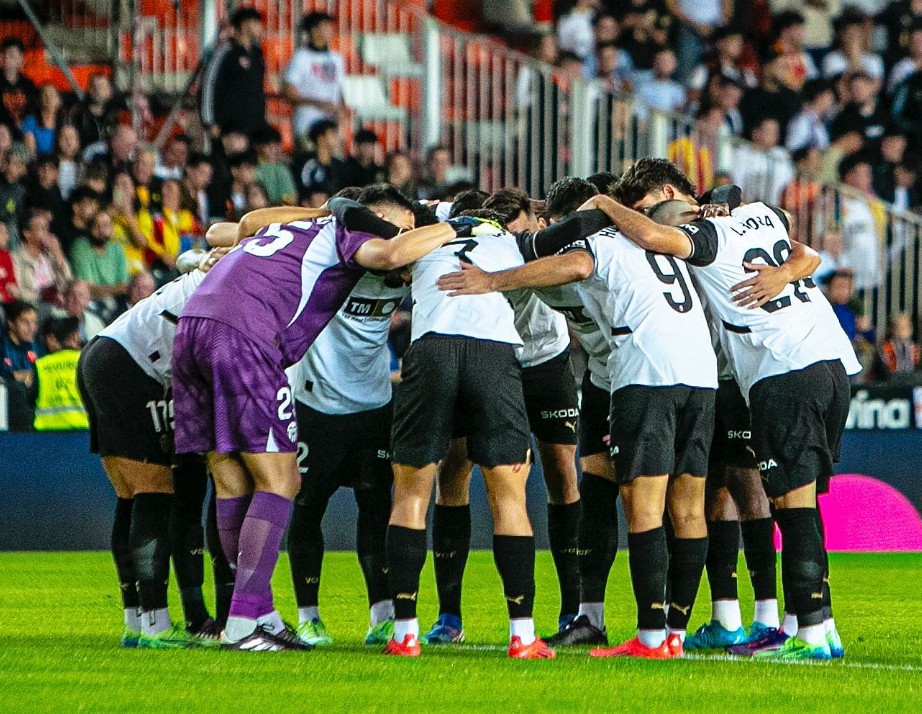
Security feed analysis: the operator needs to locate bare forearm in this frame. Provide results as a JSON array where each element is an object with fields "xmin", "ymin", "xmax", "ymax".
[
  {"xmin": 581, "ymin": 195, "xmax": 690, "ymax": 256},
  {"xmin": 491, "ymin": 254, "xmax": 592, "ymax": 291},
  {"xmin": 784, "ymin": 240, "xmax": 821, "ymax": 281},
  {"xmin": 238, "ymin": 208, "xmax": 330, "ymax": 241},
  {"xmin": 381, "ymin": 223, "xmax": 455, "ymax": 268}
]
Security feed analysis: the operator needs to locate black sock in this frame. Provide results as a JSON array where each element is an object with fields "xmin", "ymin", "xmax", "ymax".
[
  {"xmin": 578, "ymin": 474, "xmax": 619, "ymax": 603},
  {"xmin": 741, "ymin": 517, "xmax": 778, "ymax": 603},
  {"xmin": 432, "ymin": 504, "xmax": 470, "ymax": 618},
  {"xmin": 287, "ymin": 497, "xmax": 328, "ymax": 608},
  {"xmin": 705, "ymin": 520, "xmax": 740, "ymax": 601},
  {"xmin": 387, "ymin": 525, "xmax": 427, "ymax": 621},
  {"xmin": 112, "ymin": 498, "xmax": 139, "ymax": 609},
  {"xmin": 206, "ymin": 485, "xmax": 233, "ymax": 627},
  {"xmin": 627, "ymin": 527, "xmax": 668, "ymax": 631},
  {"xmin": 493, "ymin": 535, "xmax": 536, "ymax": 620},
  {"xmin": 355, "ymin": 487, "xmax": 392, "ymax": 606},
  {"xmin": 773, "ymin": 508, "xmax": 825, "ymax": 627},
  {"xmin": 667, "ymin": 537, "xmax": 708, "ymax": 631},
  {"xmin": 815, "ymin": 509, "xmax": 832, "ymax": 620},
  {"xmin": 170, "ymin": 455, "xmax": 210, "ymax": 630},
  {"xmin": 130, "ymin": 492, "xmax": 174, "ymax": 612},
  {"xmin": 547, "ymin": 501, "xmax": 581, "ymax": 619}
]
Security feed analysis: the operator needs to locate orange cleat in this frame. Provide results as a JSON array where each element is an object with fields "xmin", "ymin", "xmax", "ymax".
[
  {"xmin": 590, "ymin": 636, "xmax": 673, "ymax": 659},
  {"xmin": 666, "ymin": 633, "xmax": 685, "ymax": 658},
  {"xmin": 382, "ymin": 634, "xmax": 421, "ymax": 657},
  {"xmin": 508, "ymin": 636, "xmax": 556, "ymax": 659}
]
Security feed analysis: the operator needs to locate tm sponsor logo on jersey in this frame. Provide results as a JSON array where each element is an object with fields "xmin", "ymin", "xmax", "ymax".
[
  {"xmin": 540, "ymin": 408, "xmax": 579, "ymax": 420},
  {"xmin": 342, "ymin": 297, "xmax": 402, "ymax": 321}
]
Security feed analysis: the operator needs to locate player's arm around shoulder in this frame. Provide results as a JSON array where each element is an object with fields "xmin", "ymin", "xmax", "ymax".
[
  {"xmin": 436, "ymin": 250, "xmax": 595, "ymax": 297},
  {"xmin": 353, "ymin": 222, "xmax": 455, "ymax": 271},
  {"xmin": 580, "ymin": 194, "xmax": 696, "ymax": 259},
  {"xmin": 237, "ymin": 207, "xmax": 331, "ymax": 242}
]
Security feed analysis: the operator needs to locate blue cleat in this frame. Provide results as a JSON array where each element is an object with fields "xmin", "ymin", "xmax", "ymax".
[
  {"xmin": 684, "ymin": 620, "xmax": 747, "ymax": 651},
  {"xmin": 727, "ymin": 627, "xmax": 789, "ymax": 656},
  {"xmin": 746, "ymin": 621, "xmax": 776, "ymax": 643},
  {"xmin": 826, "ymin": 627, "xmax": 845, "ymax": 659},
  {"xmin": 422, "ymin": 614, "xmax": 465, "ymax": 645},
  {"xmin": 558, "ymin": 614, "xmax": 577, "ymax": 631}
]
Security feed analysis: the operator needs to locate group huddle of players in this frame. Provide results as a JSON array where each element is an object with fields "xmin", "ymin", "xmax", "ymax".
[{"xmin": 75, "ymin": 157, "xmax": 859, "ymax": 660}]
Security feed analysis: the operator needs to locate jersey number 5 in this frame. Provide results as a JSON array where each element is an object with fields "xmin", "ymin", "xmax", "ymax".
[
  {"xmin": 243, "ymin": 227, "xmax": 294, "ymax": 257},
  {"xmin": 645, "ymin": 252, "xmax": 694, "ymax": 313}
]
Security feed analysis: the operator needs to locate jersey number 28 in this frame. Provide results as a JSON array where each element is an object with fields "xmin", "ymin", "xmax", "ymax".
[{"xmin": 742, "ymin": 240, "xmax": 815, "ymax": 313}]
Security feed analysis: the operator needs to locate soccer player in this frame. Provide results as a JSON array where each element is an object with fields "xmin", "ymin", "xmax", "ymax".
[
  {"xmin": 382, "ymin": 209, "xmax": 554, "ymax": 659},
  {"xmin": 171, "ymin": 192, "xmax": 457, "ymax": 651},
  {"xmin": 603, "ymin": 158, "xmax": 860, "ymax": 659}
]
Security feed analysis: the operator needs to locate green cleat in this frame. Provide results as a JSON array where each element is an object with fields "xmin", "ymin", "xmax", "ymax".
[
  {"xmin": 137, "ymin": 622, "xmax": 195, "ymax": 649},
  {"xmin": 365, "ymin": 620, "xmax": 395, "ymax": 646},
  {"xmin": 295, "ymin": 618, "xmax": 333, "ymax": 646},
  {"xmin": 121, "ymin": 627, "xmax": 141, "ymax": 648},
  {"xmin": 754, "ymin": 636, "xmax": 831, "ymax": 661}
]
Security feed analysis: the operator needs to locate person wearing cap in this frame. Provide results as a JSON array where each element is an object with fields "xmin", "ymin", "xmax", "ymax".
[
  {"xmin": 253, "ymin": 125, "xmax": 298, "ymax": 205},
  {"xmin": 200, "ymin": 7, "xmax": 266, "ymax": 138},
  {"xmin": 0, "ymin": 36, "xmax": 38, "ymax": 130},
  {"xmin": 283, "ymin": 11, "xmax": 345, "ymax": 144},
  {"xmin": 785, "ymin": 78, "xmax": 835, "ymax": 151},
  {"xmin": 344, "ymin": 129, "xmax": 385, "ymax": 188}
]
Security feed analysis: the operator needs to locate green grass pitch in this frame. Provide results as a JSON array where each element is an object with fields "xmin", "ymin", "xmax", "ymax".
[{"xmin": 0, "ymin": 552, "xmax": 920, "ymax": 713}]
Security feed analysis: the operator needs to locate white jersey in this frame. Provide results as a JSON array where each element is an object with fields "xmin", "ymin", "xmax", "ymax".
[
  {"xmin": 100, "ymin": 270, "xmax": 206, "ymax": 388},
  {"xmin": 289, "ymin": 273, "xmax": 407, "ymax": 415},
  {"xmin": 678, "ymin": 201, "xmax": 861, "ymax": 401},
  {"xmin": 508, "ymin": 291, "xmax": 571, "ymax": 368},
  {"xmin": 575, "ymin": 229, "xmax": 717, "ymax": 392},
  {"xmin": 284, "ymin": 47, "xmax": 345, "ymax": 136},
  {"xmin": 410, "ymin": 229, "xmax": 523, "ymax": 345}
]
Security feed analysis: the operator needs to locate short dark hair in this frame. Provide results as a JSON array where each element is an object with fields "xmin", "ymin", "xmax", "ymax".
[
  {"xmin": 613, "ymin": 158, "xmax": 696, "ymax": 206},
  {"xmin": 186, "ymin": 152, "xmax": 210, "ymax": 169},
  {"xmin": 309, "ymin": 119, "xmax": 339, "ymax": 144},
  {"xmin": 1, "ymin": 37, "xmax": 25, "ymax": 53},
  {"xmin": 483, "ymin": 188, "xmax": 532, "ymax": 226},
  {"xmin": 228, "ymin": 150, "xmax": 258, "ymax": 168},
  {"xmin": 354, "ymin": 128, "xmax": 379, "ymax": 145},
  {"xmin": 4, "ymin": 299, "xmax": 37, "ymax": 324},
  {"xmin": 595, "ymin": 40, "xmax": 619, "ymax": 55},
  {"xmin": 448, "ymin": 189, "xmax": 489, "ymax": 219},
  {"xmin": 426, "ymin": 144, "xmax": 450, "ymax": 162},
  {"xmin": 41, "ymin": 316, "xmax": 80, "ymax": 346},
  {"xmin": 460, "ymin": 208, "xmax": 506, "ymax": 225},
  {"xmin": 357, "ymin": 183, "xmax": 415, "ymax": 212},
  {"xmin": 35, "ymin": 154, "xmax": 59, "ymax": 168},
  {"xmin": 252, "ymin": 125, "xmax": 282, "ymax": 146},
  {"xmin": 544, "ymin": 176, "xmax": 598, "ymax": 219},
  {"xmin": 69, "ymin": 186, "xmax": 103, "ymax": 205},
  {"xmin": 586, "ymin": 171, "xmax": 619, "ymax": 195},
  {"xmin": 592, "ymin": 13, "xmax": 617, "ymax": 28},
  {"xmin": 230, "ymin": 7, "xmax": 263, "ymax": 29},
  {"xmin": 301, "ymin": 11, "xmax": 334, "ymax": 33},
  {"xmin": 557, "ymin": 51, "xmax": 582, "ymax": 66},
  {"xmin": 19, "ymin": 207, "xmax": 48, "ymax": 236},
  {"xmin": 333, "ymin": 186, "xmax": 363, "ymax": 200}
]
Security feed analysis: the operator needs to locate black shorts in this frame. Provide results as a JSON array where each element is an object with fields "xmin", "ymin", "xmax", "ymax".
[
  {"xmin": 76, "ymin": 336, "xmax": 173, "ymax": 466},
  {"xmin": 749, "ymin": 360, "xmax": 850, "ymax": 499},
  {"xmin": 294, "ymin": 401, "xmax": 393, "ymax": 500},
  {"xmin": 579, "ymin": 369, "xmax": 610, "ymax": 457},
  {"xmin": 708, "ymin": 378, "xmax": 757, "ymax": 484},
  {"xmin": 391, "ymin": 334, "xmax": 530, "ymax": 468},
  {"xmin": 609, "ymin": 384, "xmax": 716, "ymax": 484},
  {"xmin": 522, "ymin": 349, "xmax": 579, "ymax": 445}
]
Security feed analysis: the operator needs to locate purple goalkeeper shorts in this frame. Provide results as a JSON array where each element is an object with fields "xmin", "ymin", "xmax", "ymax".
[{"xmin": 172, "ymin": 316, "xmax": 297, "ymax": 455}]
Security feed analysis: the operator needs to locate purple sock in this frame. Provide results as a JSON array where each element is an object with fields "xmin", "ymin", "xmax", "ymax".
[
  {"xmin": 216, "ymin": 495, "xmax": 251, "ymax": 572},
  {"xmin": 229, "ymin": 492, "xmax": 292, "ymax": 620}
]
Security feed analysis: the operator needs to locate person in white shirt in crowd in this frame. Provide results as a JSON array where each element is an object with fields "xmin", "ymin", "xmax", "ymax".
[
  {"xmin": 712, "ymin": 75, "xmax": 745, "ymax": 136},
  {"xmin": 785, "ymin": 79, "xmax": 835, "ymax": 152},
  {"xmin": 822, "ymin": 10, "xmax": 885, "ymax": 85},
  {"xmin": 667, "ymin": 0, "xmax": 734, "ymax": 84},
  {"xmin": 284, "ymin": 11, "xmax": 345, "ymax": 144},
  {"xmin": 155, "ymin": 134, "xmax": 191, "ymax": 181},
  {"xmin": 771, "ymin": 0, "xmax": 842, "ymax": 62},
  {"xmin": 733, "ymin": 118, "xmax": 795, "ymax": 205},
  {"xmin": 814, "ymin": 230, "xmax": 853, "ymax": 284},
  {"xmin": 838, "ymin": 153, "xmax": 881, "ymax": 291},
  {"xmin": 557, "ymin": 0, "xmax": 599, "ymax": 61},
  {"xmin": 887, "ymin": 19, "xmax": 922, "ymax": 94},
  {"xmin": 635, "ymin": 49, "xmax": 686, "ymax": 117}
]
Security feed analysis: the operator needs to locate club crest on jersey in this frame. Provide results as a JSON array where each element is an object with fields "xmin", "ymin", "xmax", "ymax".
[{"xmin": 287, "ymin": 421, "xmax": 298, "ymax": 443}]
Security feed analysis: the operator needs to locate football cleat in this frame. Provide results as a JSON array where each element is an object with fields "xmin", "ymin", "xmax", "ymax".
[
  {"xmin": 422, "ymin": 614, "xmax": 465, "ymax": 645},
  {"xmin": 221, "ymin": 624, "xmax": 313, "ymax": 652},
  {"xmin": 295, "ymin": 618, "xmax": 333, "ymax": 646},
  {"xmin": 590, "ymin": 636, "xmax": 673, "ymax": 659},
  {"xmin": 666, "ymin": 633, "xmax": 685, "ymax": 658},
  {"xmin": 137, "ymin": 622, "xmax": 195, "ymax": 649},
  {"xmin": 754, "ymin": 636, "xmax": 832, "ymax": 661},
  {"xmin": 683, "ymin": 620, "xmax": 747, "ymax": 651},
  {"xmin": 746, "ymin": 621, "xmax": 776, "ymax": 643},
  {"xmin": 121, "ymin": 627, "xmax": 141, "ymax": 649},
  {"xmin": 826, "ymin": 628, "xmax": 845, "ymax": 659},
  {"xmin": 726, "ymin": 627, "xmax": 789, "ymax": 656},
  {"xmin": 382, "ymin": 634, "xmax": 421, "ymax": 657},
  {"xmin": 365, "ymin": 620, "xmax": 395, "ymax": 646},
  {"xmin": 508, "ymin": 637, "xmax": 556, "ymax": 660},
  {"xmin": 188, "ymin": 617, "xmax": 222, "ymax": 648},
  {"xmin": 546, "ymin": 615, "xmax": 608, "ymax": 647}
]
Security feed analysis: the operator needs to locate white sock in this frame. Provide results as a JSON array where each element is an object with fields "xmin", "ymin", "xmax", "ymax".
[
  {"xmin": 510, "ymin": 618, "xmax": 536, "ymax": 646},
  {"xmin": 753, "ymin": 599, "xmax": 780, "ymax": 628},
  {"xmin": 224, "ymin": 616, "xmax": 257, "ymax": 642},
  {"xmin": 124, "ymin": 607, "xmax": 141, "ymax": 631},
  {"xmin": 798, "ymin": 623, "xmax": 827, "ymax": 647},
  {"xmin": 577, "ymin": 602, "xmax": 605, "ymax": 630},
  {"xmin": 637, "ymin": 629, "xmax": 666, "ymax": 648},
  {"xmin": 823, "ymin": 617, "xmax": 836, "ymax": 634},
  {"xmin": 298, "ymin": 606, "xmax": 320, "ymax": 624},
  {"xmin": 393, "ymin": 618, "xmax": 419, "ymax": 642},
  {"xmin": 782, "ymin": 613, "xmax": 798, "ymax": 636},
  {"xmin": 257, "ymin": 610, "xmax": 285, "ymax": 635},
  {"xmin": 712, "ymin": 600, "xmax": 743, "ymax": 631},
  {"xmin": 141, "ymin": 608, "xmax": 171, "ymax": 636},
  {"xmin": 666, "ymin": 627, "xmax": 686, "ymax": 643},
  {"xmin": 370, "ymin": 600, "xmax": 394, "ymax": 626}
]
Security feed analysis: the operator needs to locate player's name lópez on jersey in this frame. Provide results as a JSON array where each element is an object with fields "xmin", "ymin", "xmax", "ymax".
[
  {"xmin": 575, "ymin": 228, "xmax": 717, "ymax": 392},
  {"xmin": 99, "ymin": 269, "xmax": 206, "ymax": 388},
  {"xmin": 678, "ymin": 201, "xmax": 861, "ymax": 400},
  {"xmin": 410, "ymin": 225, "xmax": 524, "ymax": 345},
  {"xmin": 288, "ymin": 272, "xmax": 407, "ymax": 415}
]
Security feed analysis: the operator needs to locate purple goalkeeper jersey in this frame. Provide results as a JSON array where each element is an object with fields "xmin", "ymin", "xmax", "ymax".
[{"xmin": 181, "ymin": 216, "xmax": 375, "ymax": 367}]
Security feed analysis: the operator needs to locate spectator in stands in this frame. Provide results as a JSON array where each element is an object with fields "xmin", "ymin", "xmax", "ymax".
[
  {"xmin": 417, "ymin": 144, "xmax": 453, "ymax": 200},
  {"xmin": 26, "ymin": 154, "xmax": 67, "ymax": 241},
  {"xmin": 245, "ymin": 182, "xmax": 271, "ymax": 211},
  {"xmin": 839, "ymin": 153, "xmax": 882, "ymax": 290},
  {"xmin": 21, "ymin": 84, "xmax": 63, "ymax": 157},
  {"xmin": 878, "ymin": 0, "xmax": 922, "ymax": 67},
  {"xmin": 890, "ymin": 66, "xmax": 922, "ymax": 144},
  {"xmin": 667, "ymin": 0, "xmax": 733, "ymax": 84},
  {"xmin": 253, "ymin": 125, "xmax": 298, "ymax": 205},
  {"xmin": 594, "ymin": 41, "xmax": 633, "ymax": 93},
  {"xmin": 780, "ymin": 147, "xmax": 828, "ymax": 242},
  {"xmin": 888, "ymin": 160, "xmax": 920, "ymax": 213},
  {"xmin": 887, "ymin": 19, "xmax": 922, "ymax": 93},
  {"xmin": 206, "ymin": 129, "xmax": 247, "ymax": 217},
  {"xmin": 878, "ymin": 313, "xmax": 920, "ymax": 378},
  {"xmin": 823, "ymin": 10, "xmax": 884, "ymax": 83},
  {"xmin": 557, "ymin": 0, "xmax": 599, "ymax": 61},
  {"xmin": 70, "ymin": 73, "xmax": 122, "ymax": 149},
  {"xmin": 0, "ymin": 37, "xmax": 38, "ymax": 131},
  {"xmin": 181, "ymin": 153, "xmax": 214, "ymax": 226},
  {"xmin": 770, "ymin": 11, "xmax": 819, "ymax": 92},
  {"xmin": 829, "ymin": 70, "xmax": 888, "ymax": 145},
  {"xmin": 144, "ymin": 179, "xmax": 196, "ymax": 276},
  {"xmin": 617, "ymin": 0, "xmax": 672, "ymax": 83},
  {"xmin": 0, "ymin": 121, "xmax": 12, "ymax": 156},
  {"xmin": 739, "ymin": 55, "xmax": 803, "ymax": 140},
  {"xmin": 52, "ymin": 279, "xmax": 103, "ymax": 345},
  {"xmin": 634, "ymin": 48, "xmax": 686, "ymax": 114},
  {"xmin": 84, "ymin": 124, "xmax": 138, "ymax": 182},
  {"xmin": 815, "ymin": 229, "xmax": 852, "ymax": 283},
  {"xmin": 299, "ymin": 120, "xmax": 347, "ymax": 200},
  {"xmin": 344, "ymin": 128, "xmax": 385, "ymax": 188},
  {"xmin": 872, "ymin": 127, "xmax": 908, "ymax": 201},
  {"xmin": 733, "ymin": 117, "xmax": 795, "ymax": 204},
  {"xmin": 284, "ymin": 11, "xmax": 345, "ymax": 144},
  {"xmin": 0, "ymin": 222, "xmax": 17, "ymax": 303},
  {"xmin": 819, "ymin": 129, "xmax": 864, "ymax": 185},
  {"xmin": 55, "ymin": 125, "xmax": 81, "ymax": 200},
  {"xmin": 712, "ymin": 75, "xmax": 745, "ymax": 135},
  {"xmin": 0, "ymin": 298, "xmax": 38, "ymax": 388},
  {"xmin": 11, "ymin": 209, "xmax": 71, "ymax": 307},
  {"xmin": 688, "ymin": 27, "xmax": 756, "ymax": 104},
  {"xmin": 131, "ymin": 147, "xmax": 162, "ymax": 213},
  {"xmin": 154, "ymin": 134, "xmax": 191, "ymax": 180},
  {"xmin": 70, "ymin": 208, "xmax": 129, "ymax": 302},
  {"xmin": 825, "ymin": 269, "xmax": 861, "ymax": 340},
  {"xmin": 201, "ymin": 7, "xmax": 267, "ymax": 138},
  {"xmin": 109, "ymin": 171, "xmax": 148, "ymax": 276},
  {"xmin": 771, "ymin": 0, "xmax": 841, "ymax": 65},
  {"xmin": 0, "ymin": 146, "xmax": 28, "ymax": 249},
  {"xmin": 582, "ymin": 14, "xmax": 632, "ymax": 81},
  {"xmin": 62, "ymin": 186, "xmax": 102, "ymax": 259},
  {"xmin": 227, "ymin": 151, "xmax": 259, "ymax": 218},
  {"xmin": 384, "ymin": 150, "xmax": 418, "ymax": 198},
  {"xmin": 785, "ymin": 78, "xmax": 835, "ymax": 151}
]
